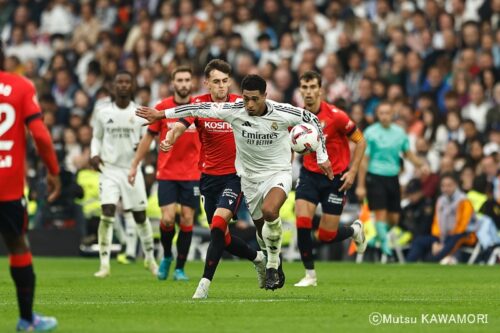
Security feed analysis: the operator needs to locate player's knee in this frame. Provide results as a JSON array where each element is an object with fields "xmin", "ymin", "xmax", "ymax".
[
  {"xmin": 261, "ymin": 207, "xmax": 279, "ymax": 222},
  {"xmin": 160, "ymin": 220, "xmax": 174, "ymax": 231},
  {"xmin": 161, "ymin": 215, "xmax": 175, "ymax": 228},
  {"xmin": 3, "ymin": 234, "xmax": 30, "ymax": 254},
  {"xmin": 179, "ymin": 214, "xmax": 193, "ymax": 232},
  {"xmin": 179, "ymin": 214, "xmax": 194, "ymax": 227},
  {"xmin": 211, "ymin": 215, "xmax": 228, "ymax": 232},
  {"xmin": 102, "ymin": 204, "xmax": 116, "ymax": 217},
  {"xmin": 133, "ymin": 211, "xmax": 146, "ymax": 224}
]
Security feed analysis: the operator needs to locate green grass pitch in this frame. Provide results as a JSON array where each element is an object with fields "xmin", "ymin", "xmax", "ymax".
[{"xmin": 0, "ymin": 258, "xmax": 498, "ymax": 333}]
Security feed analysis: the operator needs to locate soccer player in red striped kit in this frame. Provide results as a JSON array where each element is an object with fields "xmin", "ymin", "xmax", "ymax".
[
  {"xmin": 294, "ymin": 71, "xmax": 367, "ymax": 287},
  {"xmin": 0, "ymin": 44, "xmax": 60, "ymax": 331}
]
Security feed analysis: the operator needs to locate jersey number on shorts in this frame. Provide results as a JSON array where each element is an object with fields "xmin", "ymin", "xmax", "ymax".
[{"xmin": 0, "ymin": 103, "xmax": 16, "ymax": 168}]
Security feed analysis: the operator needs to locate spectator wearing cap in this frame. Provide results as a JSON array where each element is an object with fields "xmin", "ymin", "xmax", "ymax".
[{"xmin": 407, "ymin": 173, "xmax": 477, "ymax": 263}]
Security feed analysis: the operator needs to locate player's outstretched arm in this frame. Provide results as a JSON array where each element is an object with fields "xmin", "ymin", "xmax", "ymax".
[
  {"xmin": 27, "ymin": 118, "xmax": 61, "ymax": 202},
  {"xmin": 135, "ymin": 105, "xmax": 166, "ymax": 125},
  {"xmin": 159, "ymin": 122, "xmax": 188, "ymax": 152},
  {"xmin": 129, "ymin": 132, "xmax": 155, "ymax": 185},
  {"xmin": 136, "ymin": 102, "xmax": 235, "ymax": 122}
]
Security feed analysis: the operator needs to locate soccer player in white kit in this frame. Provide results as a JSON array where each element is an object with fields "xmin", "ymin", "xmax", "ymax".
[
  {"xmin": 137, "ymin": 74, "xmax": 333, "ymax": 290},
  {"xmin": 90, "ymin": 71, "xmax": 157, "ymax": 278}
]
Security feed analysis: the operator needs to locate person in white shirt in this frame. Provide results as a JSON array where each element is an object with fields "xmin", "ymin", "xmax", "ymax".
[
  {"xmin": 461, "ymin": 82, "xmax": 491, "ymax": 133},
  {"xmin": 136, "ymin": 74, "xmax": 333, "ymax": 293},
  {"xmin": 90, "ymin": 71, "xmax": 157, "ymax": 278}
]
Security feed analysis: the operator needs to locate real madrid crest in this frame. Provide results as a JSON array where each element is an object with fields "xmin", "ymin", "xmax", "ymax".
[
  {"xmin": 271, "ymin": 122, "xmax": 278, "ymax": 130},
  {"xmin": 129, "ymin": 116, "xmax": 135, "ymax": 124}
]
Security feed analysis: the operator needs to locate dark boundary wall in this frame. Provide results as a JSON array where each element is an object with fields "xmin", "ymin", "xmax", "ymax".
[{"xmin": 0, "ymin": 230, "xmax": 80, "ymax": 256}]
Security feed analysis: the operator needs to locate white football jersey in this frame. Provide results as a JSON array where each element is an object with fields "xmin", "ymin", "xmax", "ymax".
[
  {"xmin": 164, "ymin": 99, "xmax": 328, "ymax": 181},
  {"xmin": 91, "ymin": 100, "xmax": 147, "ymax": 169}
]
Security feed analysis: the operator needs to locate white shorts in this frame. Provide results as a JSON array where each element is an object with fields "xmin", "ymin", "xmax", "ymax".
[
  {"xmin": 99, "ymin": 165, "xmax": 147, "ymax": 211},
  {"xmin": 241, "ymin": 171, "xmax": 292, "ymax": 220}
]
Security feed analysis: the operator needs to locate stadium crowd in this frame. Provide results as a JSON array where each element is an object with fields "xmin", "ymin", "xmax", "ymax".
[{"xmin": 1, "ymin": 0, "xmax": 499, "ymax": 263}]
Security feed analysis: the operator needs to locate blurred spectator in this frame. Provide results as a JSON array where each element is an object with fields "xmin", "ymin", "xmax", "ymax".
[
  {"xmin": 420, "ymin": 66, "xmax": 451, "ymax": 114},
  {"xmin": 72, "ymin": 2, "xmax": 101, "ymax": 47},
  {"xmin": 40, "ymin": 0, "xmax": 74, "ymax": 36},
  {"xmin": 407, "ymin": 173, "xmax": 477, "ymax": 263},
  {"xmin": 401, "ymin": 179, "xmax": 434, "ymax": 242},
  {"xmin": 461, "ymin": 82, "xmax": 492, "ymax": 132}
]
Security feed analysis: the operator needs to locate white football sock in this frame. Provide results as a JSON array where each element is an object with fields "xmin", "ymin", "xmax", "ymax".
[
  {"xmin": 256, "ymin": 233, "xmax": 267, "ymax": 254},
  {"xmin": 136, "ymin": 217, "xmax": 155, "ymax": 262},
  {"xmin": 262, "ymin": 217, "xmax": 282, "ymax": 269},
  {"xmin": 306, "ymin": 269, "xmax": 316, "ymax": 278},
  {"xmin": 113, "ymin": 214, "xmax": 126, "ymax": 245},
  {"xmin": 123, "ymin": 211, "xmax": 138, "ymax": 258},
  {"xmin": 98, "ymin": 216, "xmax": 114, "ymax": 268}
]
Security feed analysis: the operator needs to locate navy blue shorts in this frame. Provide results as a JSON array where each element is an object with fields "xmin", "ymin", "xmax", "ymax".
[
  {"xmin": 366, "ymin": 173, "xmax": 401, "ymax": 212},
  {"xmin": 199, "ymin": 173, "xmax": 245, "ymax": 224},
  {"xmin": 295, "ymin": 167, "xmax": 346, "ymax": 215},
  {"xmin": 157, "ymin": 180, "xmax": 200, "ymax": 208},
  {"xmin": 0, "ymin": 199, "xmax": 28, "ymax": 236}
]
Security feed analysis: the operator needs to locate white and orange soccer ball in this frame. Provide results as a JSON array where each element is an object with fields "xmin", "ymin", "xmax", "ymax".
[{"xmin": 289, "ymin": 123, "xmax": 320, "ymax": 154}]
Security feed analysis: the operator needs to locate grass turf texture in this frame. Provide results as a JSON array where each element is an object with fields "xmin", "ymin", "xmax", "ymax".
[{"xmin": 0, "ymin": 258, "xmax": 498, "ymax": 333}]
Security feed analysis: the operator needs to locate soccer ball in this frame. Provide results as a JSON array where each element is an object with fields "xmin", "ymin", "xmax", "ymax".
[{"xmin": 289, "ymin": 123, "xmax": 320, "ymax": 154}]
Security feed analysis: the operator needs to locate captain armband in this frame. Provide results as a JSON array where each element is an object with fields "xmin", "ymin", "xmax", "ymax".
[{"xmin": 349, "ymin": 129, "xmax": 364, "ymax": 143}]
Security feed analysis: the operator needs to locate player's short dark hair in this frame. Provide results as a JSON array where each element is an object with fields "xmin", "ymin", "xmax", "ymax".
[
  {"xmin": 204, "ymin": 59, "xmax": 232, "ymax": 78},
  {"xmin": 440, "ymin": 172, "xmax": 458, "ymax": 184},
  {"xmin": 171, "ymin": 66, "xmax": 192, "ymax": 80},
  {"xmin": 299, "ymin": 71, "xmax": 322, "ymax": 87},
  {"xmin": 241, "ymin": 74, "xmax": 266, "ymax": 94},
  {"xmin": 114, "ymin": 70, "xmax": 134, "ymax": 80}
]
